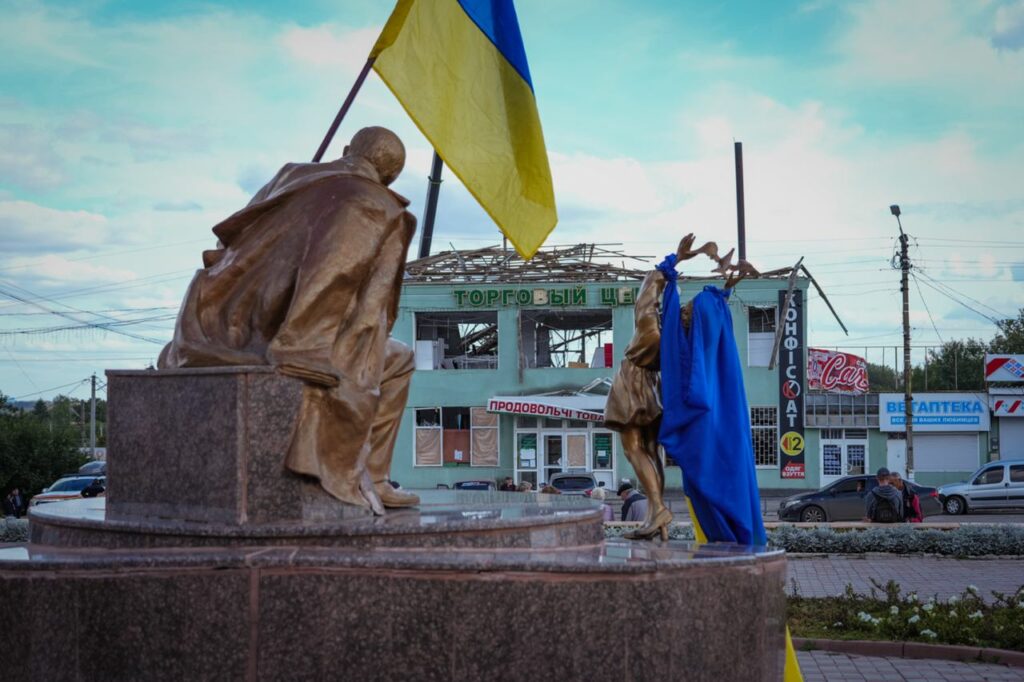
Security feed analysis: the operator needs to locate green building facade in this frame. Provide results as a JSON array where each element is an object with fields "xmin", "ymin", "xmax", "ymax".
[{"xmin": 386, "ymin": 260, "xmax": 993, "ymax": 494}]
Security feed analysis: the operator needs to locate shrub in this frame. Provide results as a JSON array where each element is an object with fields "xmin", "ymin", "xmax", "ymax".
[
  {"xmin": 789, "ymin": 579, "xmax": 1024, "ymax": 652},
  {"xmin": 0, "ymin": 518, "xmax": 29, "ymax": 543},
  {"xmin": 605, "ymin": 523, "xmax": 1024, "ymax": 556},
  {"xmin": 769, "ymin": 523, "xmax": 1024, "ymax": 557}
]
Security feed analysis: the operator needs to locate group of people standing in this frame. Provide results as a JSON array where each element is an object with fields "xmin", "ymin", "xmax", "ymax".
[
  {"xmin": 863, "ymin": 467, "xmax": 923, "ymax": 523},
  {"xmin": 2, "ymin": 488, "xmax": 26, "ymax": 518}
]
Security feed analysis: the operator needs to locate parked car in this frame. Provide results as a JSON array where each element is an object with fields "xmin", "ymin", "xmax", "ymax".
[
  {"xmin": 452, "ymin": 480, "xmax": 496, "ymax": 491},
  {"xmin": 78, "ymin": 460, "xmax": 107, "ymax": 475},
  {"xmin": 778, "ymin": 474, "xmax": 943, "ymax": 522},
  {"xmin": 937, "ymin": 459, "xmax": 1024, "ymax": 515},
  {"xmin": 548, "ymin": 472, "xmax": 597, "ymax": 496},
  {"xmin": 29, "ymin": 475, "xmax": 106, "ymax": 507}
]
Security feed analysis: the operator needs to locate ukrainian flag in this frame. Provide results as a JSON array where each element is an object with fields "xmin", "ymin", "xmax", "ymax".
[{"xmin": 371, "ymin": 0, "xmax": 557, "ymax": 259}]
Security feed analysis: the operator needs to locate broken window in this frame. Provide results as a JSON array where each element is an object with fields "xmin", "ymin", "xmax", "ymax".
[
  {"xmin": 519, "ymin": 309, "xmax": 613, "ymax": 368},
  {"xmin": 747, "ymin": 305, "xmax": 777, "ymax": 367},
  {"xmin": 415, "ymin": 311, "xmax": 498, "ymax": 370}
]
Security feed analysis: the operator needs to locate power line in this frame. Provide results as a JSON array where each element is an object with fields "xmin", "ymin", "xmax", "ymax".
[
  {"xmin": 0, "ymin": 237, "xmax": 211, "ymax": 274},
  {"xmin": 0, "ymin": 306, "xmax": 177, "ymax": 317},
  {"xmin": 912, "ymin": 277, "xmax": 1002, "ymax": 325},
  {"xmin": 910, "ymin": 272, "xmax": 944, "ymax": 346},
  {"xmin": 0, "ymin": 280, "xmax": 169, "ymax": 344},
  {"xmin": 12, "ymin": 378, "xmax": 90, "ymax": 400},
  {"xmin": 0, "ymin": 269, "xmax": 194, "ymax": 310},
  {"xmin": 915, "ymin": 270, "xmax": 1013, "ymax": 320}
]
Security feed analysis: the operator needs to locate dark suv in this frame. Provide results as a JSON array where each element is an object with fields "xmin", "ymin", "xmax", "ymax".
[
  {"xmin": 778, "ymin": 475, "xmax": 943, "ymax": 522},
  {"xmin": 548, "ymin": 472, "xmax": 597, "ymax": 496}
]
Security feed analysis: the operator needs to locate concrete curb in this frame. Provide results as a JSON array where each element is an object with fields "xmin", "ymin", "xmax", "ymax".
[{"xmin": 793, "ymin": 637, "xmax": 1024, "ymax": 668}]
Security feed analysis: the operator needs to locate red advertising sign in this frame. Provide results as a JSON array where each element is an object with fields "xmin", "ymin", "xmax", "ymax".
[{"xmin": 807, "ymin": 348, "xmax": 869, "ymax": 394}]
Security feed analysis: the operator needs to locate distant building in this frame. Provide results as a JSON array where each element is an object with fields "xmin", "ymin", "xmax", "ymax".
[{"xmin": 385, "ymin": 244, "xmax": 826, "ymax": 491}]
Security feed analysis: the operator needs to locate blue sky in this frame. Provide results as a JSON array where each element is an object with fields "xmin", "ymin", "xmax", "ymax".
[{"xmin": 2, "ymin": 0, "xmax": 1023, "ymax": 400}]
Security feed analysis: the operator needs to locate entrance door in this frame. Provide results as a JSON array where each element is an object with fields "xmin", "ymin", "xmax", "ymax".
[
  {"xmin": 542, "ymin": 433, "xmax": 564, "ymax": 485},
  {"xmin": 820, "ymin": 431, "xmax": 869, "ymax": 486},
  {"xmin": 887, "ymin": 440, "xmax": 907, "ymax": 478}
]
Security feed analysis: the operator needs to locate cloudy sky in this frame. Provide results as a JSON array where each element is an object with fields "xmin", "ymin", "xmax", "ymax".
[{"xmin": 2, "ymin": 0, "xmax": 1023, "ymax": 401}]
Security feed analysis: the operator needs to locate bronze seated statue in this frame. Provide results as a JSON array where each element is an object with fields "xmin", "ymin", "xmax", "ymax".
[{"xmin": 159, "ymin": 126, "xmax": 419, "ymax": 515}]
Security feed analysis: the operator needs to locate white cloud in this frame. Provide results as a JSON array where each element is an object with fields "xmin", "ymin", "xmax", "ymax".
[
  {"xmin": 2, "ymin": 254, "xmax": 136, "ymax": 288},
  {"xmin": 0, "ymin": 201, "xmax": 113, "ymax": 253},
  {"xmin": 833, "ymin": 0, "xmax": 1024, "ymax": 104},
  {"xmin": 994, "ymin": 0, "xmax": 1024, "ymax": 49},
  {"xmin": 278, "ymin": 24, "xmax": 381, "ymax": 70}
]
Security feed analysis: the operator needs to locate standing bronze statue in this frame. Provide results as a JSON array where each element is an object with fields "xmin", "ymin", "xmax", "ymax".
[
  {"xmin": 159, "ymin": 126, "xmax": 419, "ymax": 515},
  {"xmin": 604, "ymin": 234, "xmax": 757, "ymax": 540}
]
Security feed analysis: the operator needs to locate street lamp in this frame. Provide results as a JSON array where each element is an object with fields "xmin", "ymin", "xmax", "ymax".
[{"xmin": 891, "ymin": 204, "xmax": 913, "ymax": 479}]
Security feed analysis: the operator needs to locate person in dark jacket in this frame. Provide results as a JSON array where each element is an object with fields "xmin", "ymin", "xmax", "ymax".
[
  {"xmin": 863, "ymin": 468, "xmax": 903, "ymax": 523},
  {"xmin": 3, "ymin": 488, "xmax": 26, "ymax": 518},
  {"xmin": 618, "ymin": 483, "xmax": 649, "ymax": 522}
]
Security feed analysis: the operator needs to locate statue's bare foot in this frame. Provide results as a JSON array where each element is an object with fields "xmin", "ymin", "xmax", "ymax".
[{"xmin": 374, "ymin": 480, "xmax": 420, "ymax": 508}]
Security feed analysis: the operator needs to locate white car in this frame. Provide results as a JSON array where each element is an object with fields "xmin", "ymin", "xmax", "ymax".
[{"xmin": 938, "ymin": 459, "xmax": 1024, "ymax": 515}]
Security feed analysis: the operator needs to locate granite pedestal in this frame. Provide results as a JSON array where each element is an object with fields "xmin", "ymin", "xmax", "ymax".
[{"xmin": 1, "ymin": 368, "xmax": 788, "ymax": 681}]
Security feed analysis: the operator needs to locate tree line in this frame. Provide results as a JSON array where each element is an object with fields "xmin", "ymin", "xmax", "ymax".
[
  {"xmin": 868, "ymin": 308, "xmax": 1024, "ymax": 392},
  {"xmin": 0, "ymin": 393, "xmax": 100, "ymax": 497}
]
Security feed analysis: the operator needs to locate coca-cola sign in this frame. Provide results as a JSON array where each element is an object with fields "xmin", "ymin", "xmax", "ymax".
[{"xmin": 807, "ymin": 348, "xmax": 869, "ymax": 394}]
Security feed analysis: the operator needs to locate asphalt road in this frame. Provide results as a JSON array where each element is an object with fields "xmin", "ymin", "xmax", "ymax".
[
  {"xmin": 758, "ymin": 497, "xmax": 1024, "ymax": 523},
  {"xmin": 923, "ymin": 511, "xmax": 1024, "ymax": 524}
]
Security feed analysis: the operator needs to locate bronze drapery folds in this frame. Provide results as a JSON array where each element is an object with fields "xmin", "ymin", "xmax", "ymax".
[
  {"xmin": 605, "ymin": 234, "xmax": 758, "ymax": 540},
  {"xmin": 159, "ymin": 127, "xmax": 420, "ymax": 514}
]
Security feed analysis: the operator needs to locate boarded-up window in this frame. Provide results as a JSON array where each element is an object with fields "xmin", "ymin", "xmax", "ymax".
[
  {"xmin": 415, "ymin": 406, "xmax": 500, "ymax": 467},
  {"xmin": 566, "ymin": 434, "xmax": 587, "ymax": 468},
  {"xmin": 414, "ymin": 411, "xmax": 442, "ymax": 467},
  {"xmin": 471, "ymin": 407, "xmax": 499, "ymax": 467}
]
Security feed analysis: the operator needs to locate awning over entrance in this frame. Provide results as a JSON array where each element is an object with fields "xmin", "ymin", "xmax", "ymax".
[{"xmin": 487, "ymin": 394, "xmax": 606, "ymax": 423}]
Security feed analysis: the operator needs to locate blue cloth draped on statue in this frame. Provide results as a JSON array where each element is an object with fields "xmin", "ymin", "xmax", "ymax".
[{"xmin": 656, "ymin": 254, "xmax": 767, "ymax": 546}]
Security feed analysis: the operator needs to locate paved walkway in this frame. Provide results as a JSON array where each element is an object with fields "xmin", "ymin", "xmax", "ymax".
[
  {"xmin": 797, "ymin": 650, "xmax": 1024, "ymax": 681},
  {"xmin": 787, "ymin": 555, "xmax": 1024, "ymax": 601}
]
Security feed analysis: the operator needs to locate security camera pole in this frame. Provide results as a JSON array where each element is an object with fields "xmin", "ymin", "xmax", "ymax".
[{"xmin": 891, "ymin": 205, "xmax": 914, "ymax": 480}]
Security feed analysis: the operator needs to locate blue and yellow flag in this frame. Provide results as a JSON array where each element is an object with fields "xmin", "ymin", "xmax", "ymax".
[{"xmin": 371, "ymin": 0, "xmax": 557, "ymax": 259}]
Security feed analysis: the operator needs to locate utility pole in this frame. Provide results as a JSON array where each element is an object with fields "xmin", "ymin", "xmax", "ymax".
[
  {"xmin": 891, "ymin": 205, "xmax": 914, "ymax": 480},
  {"xmin": 90, "ymin": 373, "xmax": 97, "ymax": 460},
  {"xmin": 418, "ymin": 151, "xmax": 444, "ymax": 259}
]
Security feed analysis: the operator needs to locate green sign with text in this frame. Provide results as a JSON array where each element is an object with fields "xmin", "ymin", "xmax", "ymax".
[{"xmin": 453, "ymin": 287, "xmax": 638, "ymax": 307}]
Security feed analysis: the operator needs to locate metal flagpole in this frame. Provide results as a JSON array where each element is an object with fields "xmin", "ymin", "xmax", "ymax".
[{"xmin": 312, "ymin": 57, "xmax": 376, "ymax": 162}]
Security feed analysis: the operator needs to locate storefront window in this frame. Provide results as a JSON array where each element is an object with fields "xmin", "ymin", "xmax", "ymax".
[
  {"xmin": 415, "ymin": 311, "xmax": 498, "ymax": 370},
  {"xmin": 806, "ymin": 392, "xmax": 879, "ymax": 428},
  {"xmin": 748, "ymin": 306, "xmax": 777, "ymax": 367},
  {"xmin": 519, "ymin": 309, "xmax": 613, "ymax": 368},
  {"xmin": 516, "ymin": 416, "xmax": 538, "ymax": 428},
  {"xmin": 414, "ymin": 408, "xmax": 441, "ymax": 466},
  {"xmin": 592, "ymin": 432, "xmax": 613, "ymax": 470},
  {"xmin": 414, "ymin": 406, "xmax": 499, "ymax": 467},
  {"xmin": 469, "ymin": 408, "xmax": 499, "ymax": 467},
  {"xmin": 517, "ymin": 433, "xmax": 537, "ymax": 470},
  {"xmin": 513, "ymin": 421, "xmax": 616, "ymax": 488}
]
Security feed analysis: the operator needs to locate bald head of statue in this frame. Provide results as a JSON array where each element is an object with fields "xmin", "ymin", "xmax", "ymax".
[{"xmin": 343, "ymin": 126, "xmax": 406, "ymax": 186}]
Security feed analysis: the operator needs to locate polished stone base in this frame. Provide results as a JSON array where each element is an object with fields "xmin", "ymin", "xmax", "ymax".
[
  {"xmin": 30, "ymin": 491, "xmax": 605, "ymax": 549},
  {"xmin": 0, "ymin": 537, "xmax": 786, "ymax": 681},
  {"xmin": 13, "ymin": 365, "xmax": 789, "ymax": 680},
  {"xmin": 105, "ymin": 367, "xmax": 373, "ymax": 525}
]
